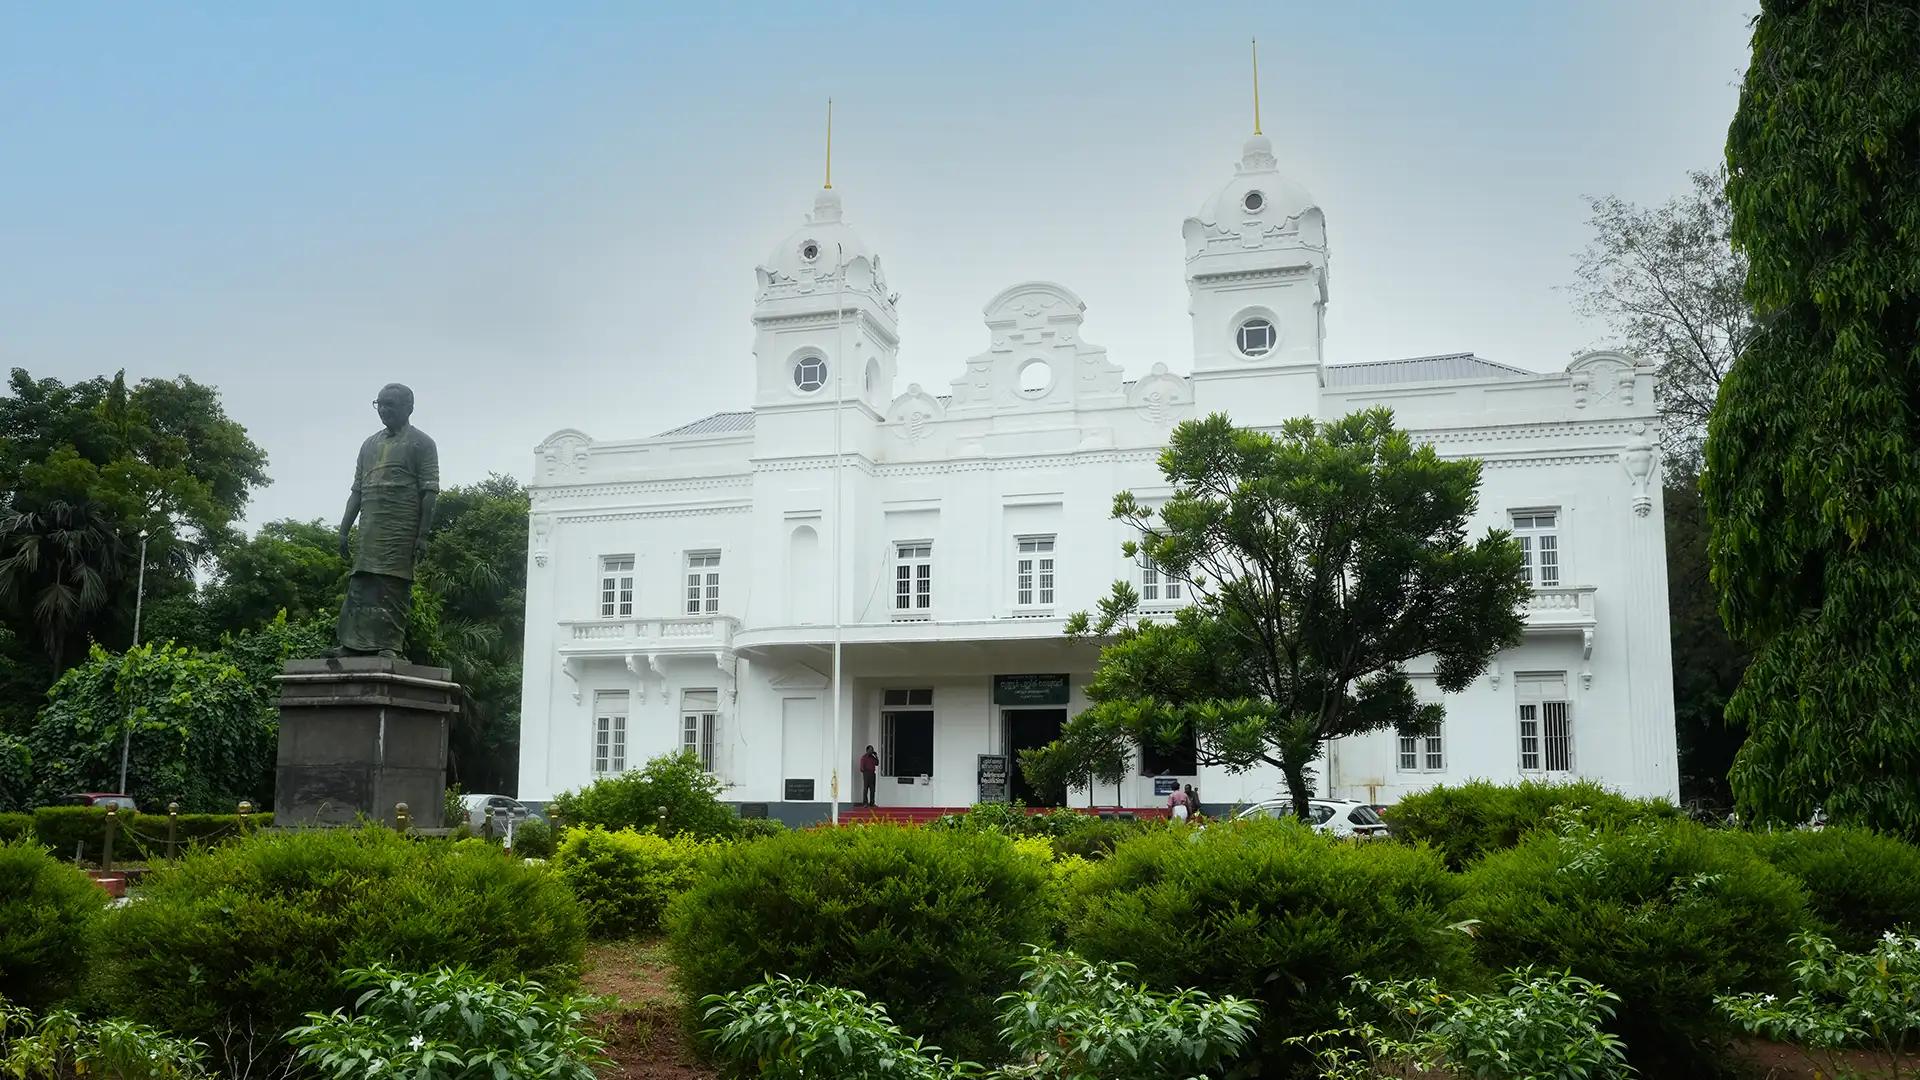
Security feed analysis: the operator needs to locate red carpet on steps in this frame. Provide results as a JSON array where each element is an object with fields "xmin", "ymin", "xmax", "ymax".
[{"xmin": 834, "ymin": 805, "xmax": 1170, "ymax": 825}]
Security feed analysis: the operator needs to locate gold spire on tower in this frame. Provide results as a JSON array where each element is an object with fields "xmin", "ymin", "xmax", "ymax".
[
  {"xmin": 1251, "ymin": 37, "xmax": 1262, "ymax": 135},
  {"xmin": 824, "ymin": 98, "xmax": 833, "ymax": 189}
]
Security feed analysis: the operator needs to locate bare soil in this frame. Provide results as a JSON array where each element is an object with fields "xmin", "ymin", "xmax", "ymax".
[
  {"xmin": 583, "ymin": 938, "xmax": 718, "ymax": 1080},
  {"xmin": 1732, "ymin": 1038, "xmax": 1920, "ymax": 1079}
]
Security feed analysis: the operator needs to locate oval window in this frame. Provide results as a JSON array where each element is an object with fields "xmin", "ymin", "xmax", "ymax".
[
  {"xmin": 1242, "ymin": 190, "xmax": 1265, "ymax": 213},
  {"xmin": 1237, "ymin": 318, "xmax": 1277, "ymax": 358},
  {"xmin": 793, "ymin": 356, "xmax": 828, "ymax": 392}
]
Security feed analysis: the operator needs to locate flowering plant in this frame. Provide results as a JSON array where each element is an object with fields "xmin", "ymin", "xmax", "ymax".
[
  {"xmin": 1718, "ymin": 931, "xmax": 1920, "ymax": 1080},
  {"xmin": 285, "ymin": 965, "xmax": 606, "ymax": 1080},
  {"xmin": 1290, "ymin": 968, "xmax": 1632, "ymax": 1079}
]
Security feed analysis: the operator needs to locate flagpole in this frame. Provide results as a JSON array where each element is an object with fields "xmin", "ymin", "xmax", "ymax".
[{"xmin": 830, "ymin": 240, "xmax": 845, "ymax": 826}]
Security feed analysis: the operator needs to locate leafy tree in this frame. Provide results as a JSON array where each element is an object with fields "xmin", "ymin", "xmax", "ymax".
[
  {"xmin": 548, "ymin": 751, "xmax": 738, "ymax": 839},
  {"xmin": 197, "ymin": 519, "xmax": 347, "ymax": 636},
  {"xmin": 0, "ymin": 369, "xmax": 267, "ymax": 671},
  {"xmin": 1029, "ymin": 410, "xmax": 1530, "ymax": 819},
  {"xmin": 1707, "ymin": 0, "xmax": 1920, "ymax": 837},
  {"xmin": 1663, "ymin": 463, "xmax": 1749, "ymax": 807},
  {"xmin": 1570, "ymin": 170, "xmax": 1755, "ymax": 470},
  {"xmin": 417, "ymin": 475, "xmax": 528, "ymax": 793},
  {"xmin": 26, "ymin": 644, "xmax": 275, "ymax": 812}
]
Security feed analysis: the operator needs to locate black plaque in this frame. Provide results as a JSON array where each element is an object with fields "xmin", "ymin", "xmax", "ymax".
[
  {"xmin": 1153, "ymin": 776, "xmax": 1180, "ymax": 797},
  {"xmin": 738, "ymin": 802, "xmax": 769, "ymax": 819},
  {"xmin": 783, "ymin": 779, "xmax": 815, "ymax": 801},
  {"xmin": 977, "ymin": 754, "xmax": 1010, "ymax": 803},
  {"xmin": 993, "ymin": 673, "xmax": 1069, "ymax": 706}
]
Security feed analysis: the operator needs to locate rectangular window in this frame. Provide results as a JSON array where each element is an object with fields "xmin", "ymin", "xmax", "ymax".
[
  {"xmin": 599, "ymin": 556, "xmax": 635, "ymax": 618},
  {"xmin": 1140, "ymin": 557, "xmax": 1183, "ymax": 605},
  {"xmin": 894, "ymin": 542, "xmax": 933, "ymax": 618},
  {"xmin": 1015, "ymin": 536, "xmax": 1056, "ymax": 608},
  {"xmin": 882, "ymin": 688, "xmax": 934, "ymax": 777},
  {"xmin": 592, "ymin": 691, "xmax": 628, "ymax": 775},
  {"xmin": 1517, "ymin": 674, "xmax": 1571, "ymax": 773},
  {"xmin": 682, "ymin": 689, "xmax": 718, "ymax": 771},
  {"xmin": 1399, "ymin": 724, "xmax": 1445, "ymax": 772},
  {"xmin": 1511, "ymin": 511, "xmax": 1560, "ymax": 587},
  {"xmin": 685, "ymin": 551, "xmax": 721, "ymax": 614}
]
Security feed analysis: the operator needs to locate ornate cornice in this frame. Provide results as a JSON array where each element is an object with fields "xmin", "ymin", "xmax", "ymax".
[
  {"xmin": 560, "ymin": 502, "xmax": 752, "ymax": 524},
  {"xmin": 532, "ymin": 475, "xmax": 753, "ymax": 504}
]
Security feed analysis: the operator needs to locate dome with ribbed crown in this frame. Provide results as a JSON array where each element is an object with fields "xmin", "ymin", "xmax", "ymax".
[
  {"xmin": 762, "ymin": 188, "xmax": 876, "ymax": 284},
  {"xmin": 1184, "ymin": 135, "xmax": 1322, "ymax": 262}
]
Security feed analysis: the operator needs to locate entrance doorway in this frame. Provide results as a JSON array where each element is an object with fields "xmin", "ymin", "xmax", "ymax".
[{"xmin": 1005, "ymin": 708, "xmax": 1067, "ymax": 807}]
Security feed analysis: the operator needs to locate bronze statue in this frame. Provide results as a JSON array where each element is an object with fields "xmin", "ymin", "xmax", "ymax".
[{"xmin": 331, "ymin": 383, "xmax": 439, "ymax": 658}]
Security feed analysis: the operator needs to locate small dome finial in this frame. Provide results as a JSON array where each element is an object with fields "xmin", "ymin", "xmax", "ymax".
[{"xmin": 812, "ymin": 187, "xmax": 843, "ymax": 223}]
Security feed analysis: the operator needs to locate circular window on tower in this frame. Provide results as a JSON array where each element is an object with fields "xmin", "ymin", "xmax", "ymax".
[
  {"xmin": 793, "ymin": 355, "xmax": 828, "ymax": 392},
  {"xmin": 1242, "ymin": 190, "xmax": 1266, "ymax": 213},
  {"xmin": 800, "ymin": 240, "xmax": 821, "ymax": 263},
  {"xmin": 1237, "ymin": 317, "xmax": 1277, "ymax": 358}
]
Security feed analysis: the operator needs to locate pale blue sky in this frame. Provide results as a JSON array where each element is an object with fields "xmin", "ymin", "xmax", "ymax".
[{"xmin": 0, "ymin": 3, "xmax": 1756, "ymax": 528}]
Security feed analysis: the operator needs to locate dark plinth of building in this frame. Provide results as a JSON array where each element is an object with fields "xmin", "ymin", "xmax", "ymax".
[{"xmin": 275, "ymin": 657, "xmax": 461, "ymax": 826}]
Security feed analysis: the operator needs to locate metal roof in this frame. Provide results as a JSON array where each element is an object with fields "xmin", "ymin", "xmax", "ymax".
[
  {"xmin": 655, "ymin": 411, "xmax": 756, "ymax": 437},
  {"xmin": 1323, "ymin": 353, "xmax": 1535, "ymax": 387},
  {"xmin": 653, "ymin": 356, "xmax": 1539, "ymax": 436}
]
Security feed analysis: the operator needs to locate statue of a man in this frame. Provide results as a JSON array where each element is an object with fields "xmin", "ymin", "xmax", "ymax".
[{"xmin": 332, "ymin": 383, "xmax": 439, "ymax": 658}]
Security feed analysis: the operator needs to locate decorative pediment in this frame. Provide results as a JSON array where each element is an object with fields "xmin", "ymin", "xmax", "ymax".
[
  {"xmin": 947, "ymin": 281, "xmax": 1125, "ymax": 411},
  {"xmin": 536, "ymin": 429, "xmax": 593, "ymax": 482},
  {"xmin": 1566, "ymin": 350, "xmax": 1647, "ymax": 410}
]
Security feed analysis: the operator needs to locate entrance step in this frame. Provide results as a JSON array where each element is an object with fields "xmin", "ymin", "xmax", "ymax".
[{"xmin": 834, "ymin": 805, "xmax": 1171, "ymax": 826}]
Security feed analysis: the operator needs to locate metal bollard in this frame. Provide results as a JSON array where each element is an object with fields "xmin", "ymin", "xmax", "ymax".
[
  {"xmin": 656, "ymin": 805, "xmax": 668, "ymax": 831},
  {"xmin": 395, "ymin": 802, "xmax": 410, "ymax": 833},
  {"xmin": 483, "ymin": 804, "xmax": 495, "ymax": 841},
  {"xmin": 237, "ymin": 800, "xmax": 253, "ymax": 837},
  {"xmin": 102, "ymin": 804, "xmax": 118, "ymax": 873},
  {"xmin": 167, "ymin": 802, "xmax": 179, "ymax": 861}
]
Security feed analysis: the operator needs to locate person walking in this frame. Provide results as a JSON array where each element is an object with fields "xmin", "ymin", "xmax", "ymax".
[
  {"xmin": 1166, "ymin": 783, "xmax": 1190, "ymax": 822},
  {"xmin": 1184, "ymin": 783, "xmax": 1202, "ymax": 821},
  {"xmin": 859, "ymin": 745, "xmax": 879, "ymax": 808}
]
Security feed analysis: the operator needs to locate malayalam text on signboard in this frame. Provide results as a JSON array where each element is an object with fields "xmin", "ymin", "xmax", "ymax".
[
  {"xmin": 993, "ymin": 673, "xmax": 1069, "ymax": 706},
  {"xmin": 977, "ymin": 753, "xmax": 1009, "ymax": 803}
]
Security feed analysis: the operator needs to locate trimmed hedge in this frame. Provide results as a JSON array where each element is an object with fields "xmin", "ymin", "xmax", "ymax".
[
  {"xmin": 667, "ymin": 823, "xmax": 1057, "ymax": 1061},
  {"xmin": 93, "ymin": 826, "xmax": 585, "ymax": 1066},
  {"xmin": 1383, "ymin": 778, "xmax": 1680, "ymax": 869},
  {"xmin": 549, "ymin": 751, "xmax": 740, "ymax": 839},
  {"xmin": 0, "ymin": 838, "xmax": 107, "ymax": 1009},
  {"xmin": 1067, "ymin": 817, "xmax": 1476, "ymax": 1067},
  {"xmin": 1743, "ymin": 826, "xmax": 1920, "ymax": 952},
  {"xmin": 1453, "ymin": 819, "xmax": 1810, "ymax": 1073},
  {"xmin": 26, "ymin": 806, "xmax": 273, "ymax": 864},
  {"xmin": 553, "ymin": 826, "xmax": 712, "ymax": 937},
  {"xmin": 0, "ymin": 813, "xmax": 30, "ymax": 843}
]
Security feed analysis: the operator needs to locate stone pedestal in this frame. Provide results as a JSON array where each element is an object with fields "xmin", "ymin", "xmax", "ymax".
[{"xmin": 275, "ymin": 658, "xmax": 460, "ymax": 826}]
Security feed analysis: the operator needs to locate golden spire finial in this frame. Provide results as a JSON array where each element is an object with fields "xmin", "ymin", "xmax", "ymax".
[
  {"xmin": 1251, "ymin": 37, "xmax": 1262, "ymax": 135},
  {"xmin": 824, "ymin": 98, "xmax": 833, "ymax": 190}
]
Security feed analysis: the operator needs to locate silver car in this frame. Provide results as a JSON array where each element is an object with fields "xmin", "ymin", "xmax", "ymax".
[{"xmin": 460, "ymin": 793, "xmax": 531, "ymax": 832}]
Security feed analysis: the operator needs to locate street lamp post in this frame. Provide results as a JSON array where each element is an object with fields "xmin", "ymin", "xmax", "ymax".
[{"xmin": 117, "ymin": 529, "xmax": 149, "ymax": 796}]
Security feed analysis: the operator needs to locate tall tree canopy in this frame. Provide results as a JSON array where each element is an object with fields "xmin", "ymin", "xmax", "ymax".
[
  {"xmin": 1028, "ymin": 410, "xmax": 1530, "ymax": 818},
  {"xmin": 1570, "ymin": 170, "xmax": 1756, "ymax": 469},
  {"xmin": 1708, "ymin": 0, "xmax": 1920, "ymax": 836},
  {"xmin": 0, "ymin": 369, "xmax": 268, "ymax": 669}
]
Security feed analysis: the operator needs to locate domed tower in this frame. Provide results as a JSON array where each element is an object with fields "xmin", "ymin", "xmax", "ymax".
[
  {"xmin": 1182, "ymin": 129, "xmax": 1330, "ymax": 423},
  {"xmin": 750, "ymin": 186, "xmax": 899, "ymax": 420}
]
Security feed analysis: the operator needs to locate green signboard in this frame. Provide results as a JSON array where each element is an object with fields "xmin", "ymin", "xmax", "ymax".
[{"xmin": 993, "ymin": 673, "xmax": 1069, "ymax": 706}]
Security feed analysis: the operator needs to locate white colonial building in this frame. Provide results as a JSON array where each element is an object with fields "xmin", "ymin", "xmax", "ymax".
[{"xmin": 515, "ymin": 130, "xmax": 1679, "ymax": 820}]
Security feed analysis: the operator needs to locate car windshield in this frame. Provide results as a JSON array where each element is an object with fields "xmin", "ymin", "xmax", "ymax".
[{"xmin": 1348, "ymin": 805, "xmax": 1385, "ymax": 825}]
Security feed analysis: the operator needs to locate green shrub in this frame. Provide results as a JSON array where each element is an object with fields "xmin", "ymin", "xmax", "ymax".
[
  {"xmin": 93, "ymin": 826, "xmax": 585, "ymax": 1069},
  {"xmin": 287, "ymin": 964, "xmax": 607, "ymax": 1080},
  {"xmin": 1048, "ymin": 817, "xmax": 1142, "ymax": 860},
  {"xmin": 0, "ymin": 999, "xmax": 211, "ymax": 1079},
  {"xmin": 668, "ymin": 824, "xmax": 1056, "ymax": 1061},
  {"xmin": 30, "ymin": 807, "xmax": 272, "ymax": 864},
  {"xmin": 553, "ymin": 826, "xmax": 712, "ymax": 937},
  {"xmin": 1718, "ymin": 931, "xmax": 1920, "ymax": 1078},
  {"xmin": 510, "ymin": 814, "xmax": 554, "ymax": 859},
  {"xmin": 1743, "ymin": 827, "xmax": 1920, "ymax": 952},
  {"xmin": 0, "ymin": 814, "xmax": 29, "ymax": 843},
  {"xmin": 548, "ymin": 751, "xmax": 739, "ymax": 839},
  {"xmin": 1067, "ymin": 817, "xmax": 1475, "ymax": 1067},
  {"xmin": 0, "ymin": 838, "xmax": 106, "ymax": 1010},
  {"xmin": 734, "ymin": 817, "xmax": 787, "ymax": 840},
  {"xmin": 1454, "ymin": 819, "xmax": 1810, "ymax": 1073},
  {"xmin": 1383, "ymin": 778, "xmax": 1681, "ymax": 870}
]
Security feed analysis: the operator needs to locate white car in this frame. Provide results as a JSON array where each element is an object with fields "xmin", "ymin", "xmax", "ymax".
[
  {"xmin": 460, "ymin": 793, "xmax": 531, "ymax": 833},
  {"xmin": 1234, "ymin": 798, "xmax": 1390, "ymax": 840}
]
